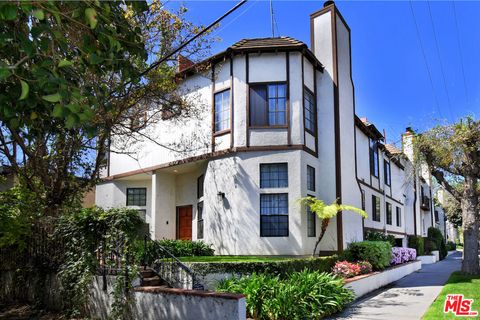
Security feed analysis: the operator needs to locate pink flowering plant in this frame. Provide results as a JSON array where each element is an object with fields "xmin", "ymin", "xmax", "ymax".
[
  {"xmin": 332, "ymin": 261, "xmax": 361, "ymax": 278},
  {"xmin": 356, "ymin": 261, "xmax": 373, "ymax": 274},
  {"xmin": 390, "ymin": 247, "xmax": 417, "ymax": 265}
]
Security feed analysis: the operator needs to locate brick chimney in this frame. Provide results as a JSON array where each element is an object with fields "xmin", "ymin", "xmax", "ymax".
[{"xmin": 177, "ymin": 54, "xmax": 194, "ymax": 73}]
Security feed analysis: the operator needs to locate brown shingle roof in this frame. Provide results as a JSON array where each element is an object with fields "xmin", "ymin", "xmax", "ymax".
[
  {"xmin": 385, "ymin": 144, "xmax": 402, "ymax": 155},
  {"xmin": 231, "ymin": 37, "xmax": 306, "ymax": 50}
]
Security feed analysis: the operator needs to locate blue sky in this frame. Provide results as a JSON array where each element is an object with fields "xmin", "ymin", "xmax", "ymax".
[{"xmin": 167, "ymin": 1, "xmax": 480, "ymax": 146}]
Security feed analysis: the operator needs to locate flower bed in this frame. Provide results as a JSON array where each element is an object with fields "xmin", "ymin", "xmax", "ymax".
[
  {"xmin": 332, "ymin": 261, "xmax": 372, "ymax": 279},
  {"xmin": 390, "ymin": 247, "xmax": 417, "ymax": 265}
]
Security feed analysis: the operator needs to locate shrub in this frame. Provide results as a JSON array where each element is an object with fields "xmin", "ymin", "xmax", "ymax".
[
  {"xmin": 428, "ymin": 227, "xmax": 447, "ymax": 260},
  {"xmin": 408, "ymin": 235, "xmax": 425, "ymax": 256},
  {"xmin": 217, "ymin": 270, "xmax": 354, "ymax": 319},
  {"xmin": 390, "ymin": 247, "xmax": 417, "ymax": 265},
  {"xmin": 332, "ymin": 261, "xmax": 361, "ymax": 278},
  {"xmin": 424, "ymin": 238, "xmax": 437, "ymax": 254},
  {"xmin": 337, "ymin": 249, "xmax": 355, "ymax": 262},
  {"xmin": 446, "ymin": 241, "xmax": 456, "ymax": 251},
  {"xmin": 135, "ymin": 239, "xmax": 214, "ymax": 265},
  {"xmin": 357, "ymin": 261, "xmax": 373, "ymax": 274},
  {"xmin": 349, "ymin": 241, "xmax": 392, "ymax": 270},
  {"xmin": 365, "ymin": 230, "xmax": 396, "ymax": 247}
]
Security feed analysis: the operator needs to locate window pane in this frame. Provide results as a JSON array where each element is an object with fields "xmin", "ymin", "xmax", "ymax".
[
  {"xmin": 307, "ymin": 206, "xmax": 316, "ymax": 237},
  {"xmin": 386, "ymin": 203, "xmax": 392, "ymax": 225},
  {"xmin": 260, "ymin": 163, "xmax": 288, "ymax": 188},
  {"xmin": 396, "ymin": 207, "xmax": 401, "ymax": 227},
  {"xmin": 307, "ymin": 166, "xmax": 315, "ymax": 191},
  {"xmin": 250, "ymin": 86, "xmax": 268, "ymax": 126},
  {"xmin": 304, "ymin": 89, "xmax": 316, "ymax": 133},
  {"xmin": 197, "ymin": 175, "xmax": 204, "ymax": 199},
  {"xmin": 260, "ymin": 193, "xmax": 289, "ymax": 237},
  {"xmin": 126, "ymin": 188, "xmax": 147, "ymax": 206},
  {"xmin": 214, "ymin": 90, "xmax": 230, "ymax": 132},
  {"xmin": 197, "ymin": 202, "xmax": 204, "ymax": 239}
]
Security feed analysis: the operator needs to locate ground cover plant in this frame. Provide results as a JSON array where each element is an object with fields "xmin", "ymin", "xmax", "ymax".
[{"xmin": 217, "ymin": 270, "xmax": 354, "ymax": 319}]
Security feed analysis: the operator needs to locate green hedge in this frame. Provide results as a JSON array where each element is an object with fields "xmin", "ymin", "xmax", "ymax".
[
  {"xmin": 348, "ymin": 241, "xmax": 392, "ymax": 270},
  {"xmin": 185, "ymin": 256, "xmax": 338, "ymax": 279},
  {"xmin": 217, "ymin": 270, "xmax": 354, "ymax": 319},
  {"xmin": 135, "ymin": 239, "xmax": 214, "ymax": 265},
  {"xmin": 427, "ymin": 227, "xmax": 447, "ymax": 260},
  {"xmin": 446, "ymin": 241, "xmax": 456, "ymax": 251},
  {"xmin": 365, "ymin": 230, "xmax": 396, "ymax": 247},
  {"xmin": 408, "ymin": 235, "xmax": 425, "ymax": 256}
]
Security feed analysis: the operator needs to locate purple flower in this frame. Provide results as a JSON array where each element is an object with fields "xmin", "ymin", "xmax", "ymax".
[{"xmin": 391, "ymin": 247, "xmax": 417, "ymax": 265}]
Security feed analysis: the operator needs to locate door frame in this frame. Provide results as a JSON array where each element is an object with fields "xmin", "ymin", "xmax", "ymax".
[{"xmin": 176, "ymin": 205, "xmax": 193, "ymax": 240}]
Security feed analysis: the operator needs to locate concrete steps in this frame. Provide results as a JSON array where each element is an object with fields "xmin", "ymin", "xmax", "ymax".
[{"xmin": 139, "ymin": 268, "xmax": 170, "ymax": 288}]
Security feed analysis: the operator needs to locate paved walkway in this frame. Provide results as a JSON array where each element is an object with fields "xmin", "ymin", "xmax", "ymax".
[{"xmin": 333, "ymin": 251, "xmax": 462, "ymax": 320}]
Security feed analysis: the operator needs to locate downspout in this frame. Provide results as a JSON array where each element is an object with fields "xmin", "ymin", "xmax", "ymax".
[{"xmin": 413, "ymin": 176, "xmax": 418, "ymax": 235}]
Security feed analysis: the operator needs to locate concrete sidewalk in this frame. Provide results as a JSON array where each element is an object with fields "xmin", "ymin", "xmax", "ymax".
[{"xmin": 332, "ymin": 251, "xmax": 462, "ymax": 320}]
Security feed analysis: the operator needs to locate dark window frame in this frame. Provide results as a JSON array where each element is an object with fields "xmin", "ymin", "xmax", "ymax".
[
  {"xmin": 260, "ymin": 193, "xmax": 289, "ymax": 237},
  {"xmin": 260, "ymin": 163, "xmax": 288, "ymax": 189},
  {"xmin": 361, "ymin": 189, "xmax": 366, "ymax": 211},
  {"xmin": 369, "ymin": 139, "xmax": 379, "ymax": 177},
  {"xmin": 372, "ymin": 195, "xmax": 381, "ymax": 222},
  {"xmin": 307, "ymin": 165, "xmax": 315, "ymax": 192},
  {"xmin": 384, "ymin": 160, "xmax": 391, "ymax": 186},
  {"xmin": 249, "ymin": 82, "xmax": 288, "ymax": 128},
  {"xmin": 197, "ymin": 174, "xmax": 204, "ymax": 199},
  {"xmin": 303, "ymin": 87, "xmax": 317, "ymax": 136},
  {"xmin": 126, "ymin": 188, "xmax": 147, "ymax": 206},
  {"xmin": 214, "ymin": 88, "xmax": 231, "ymax": 134},
  {"xmin": 197, "ymin": 201, "xmax": 204, "ymax": 239},
  {"xmin": 396, "ymin": 206, "xmax": 402, "ymax": 227},
  {"xmin": 386, "ymin": 202, "xmax": 392, "ymax": 225}
]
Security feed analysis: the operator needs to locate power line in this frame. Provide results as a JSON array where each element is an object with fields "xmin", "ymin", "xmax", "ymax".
[
  {"xmin": 408, "ymin": 0, "xmax": 444, "ymax": 120},
  {"xmin": 452, "ymin": 1, "xmax": 469, "ymax": 105},
  {"xmin": 427, "ymin": 1, "xmax": 454, "ymax": 122},
  {"xmin": 214, "ymin": 0, "xmax": 259, "ymax": 36},
  {"xmin": 270, "ymin": 0, "xmax": 276, "ymax": 37}
]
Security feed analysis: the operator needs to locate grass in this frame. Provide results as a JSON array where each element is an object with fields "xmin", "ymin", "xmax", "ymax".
[
  {"xmin": 422, "ymin": 271, "xmax": 480, "ymax": 319},
  {"xmin": 175, "ymin": 255, "xmax": 306, "ymax": 263}
]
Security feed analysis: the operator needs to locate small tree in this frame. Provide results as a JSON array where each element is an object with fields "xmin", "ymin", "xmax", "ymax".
[
  {"xmin": 300, "ymin": 197, "xmax": 367, "ymax": 256},
  {"xmin": 415, "ymin": 117, "xmax": 480, "ymax": 274}
]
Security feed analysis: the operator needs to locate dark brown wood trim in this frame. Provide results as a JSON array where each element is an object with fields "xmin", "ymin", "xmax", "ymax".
[
  {"xmin": 211, "ymin": 64, "xmax": 216, "ymax": 152},
  {"xmin": 413, "ymin": 177, "xmax": 418, "ymax": 235},
  {"xmin": 286, "ymin": 51, "xmax": 291, "ymax": 146},
  {"xmin": 102, "ymin": 145, "xmax": 317, "ymax": 180},
  {"xmin": 318, "ymin": 250, "xmax": 338, "ymax": 256},
  {"xmin": 249, "ymin": 125, "xmax": 288, "ymax": 130},
  {"xmin": 245, "ymin": 54, "xmax": 250, "ymax": 147},
  {"xmin": 357, "ymin": 179, "xmax": 404, "ymax": 206},
  {"xmin": 213, "ymin": 129, "xmax": 231, "ymax": 137},
  {"xmin": 301, "ymin": 55, "xmax": 306, "ymax": 147},
  {"xmin": 331, "ymin": 8, "xmax": 343, "ymax": 252},
  {"xmin": 313, "ymin": 65, "xmax": 319, "ymax": 158},
  {"xmin": 230, "ymin": 55, "xmax": 234, "ymax": 148}
]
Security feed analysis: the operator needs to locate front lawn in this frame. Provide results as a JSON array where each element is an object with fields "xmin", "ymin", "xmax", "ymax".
[
  {"xmin": 176, "ymin": 255, "xmax": 304, "ymax": 263},
  {"xmin": 422, "ymin": 271, "xmax": 480, "ymax": 319}
]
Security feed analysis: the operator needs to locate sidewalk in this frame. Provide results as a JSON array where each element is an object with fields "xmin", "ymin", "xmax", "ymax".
[{"xmin": 332, "ymin": 251, "xmax": 462, "ymax": 320}]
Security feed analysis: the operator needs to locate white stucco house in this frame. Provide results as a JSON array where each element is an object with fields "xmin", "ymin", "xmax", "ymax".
[{"xmin": 95, "ymin": 2, "xmax": 439, "ymax": 255}]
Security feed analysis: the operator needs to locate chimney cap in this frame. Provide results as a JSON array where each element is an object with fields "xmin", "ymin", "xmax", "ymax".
[{"xmin": 324, "ymin": 0, "xmax": 335, "ymax": 7}]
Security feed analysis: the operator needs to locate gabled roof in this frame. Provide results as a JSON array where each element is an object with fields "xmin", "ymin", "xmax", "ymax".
[
  {"xmin": 177, "ymin": 36, "xmax": 324, "ymax": 78},
  {"xmin": 355, "ymin": 116, "xmax": 384, "ymax": 140},
  {"xmin": 385, "ymin": 144, "xmax": 402, "ymax": 155}
]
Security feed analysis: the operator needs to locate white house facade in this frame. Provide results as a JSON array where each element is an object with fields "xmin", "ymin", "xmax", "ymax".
[{"xmin": 95, "ymin": 2, "xmax": 439, "ymax": 255}]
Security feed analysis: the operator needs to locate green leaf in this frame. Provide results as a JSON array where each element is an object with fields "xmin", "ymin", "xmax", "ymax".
[
  {"xmin": 32, "ymin": 9, "xmax": 44, "ymax": 20},
  {"xmin": 42, "ymin": 93, "xmax": 61, "ymax": 103},
  {"xmin": 65, "ymin": 114, "xmax": 79, "ymax": 129},
  {"xmin": 1, "ymin": 5, "xmax": 17, "ymax": 21},
  {"xmin": 19, "ymin": 80, "xmax": 29, "ymax": 100},
  {"xmin": 0, "ymin": 68, "xmax": 10, "ymax": 81},
  {"xmin": 58, "ymin": 59, "xmax": 73, "ymax": 68},
  {"xmin": 52, "ymin": 104, "xmax": 64, "ymax": 118},
  {"xmin": 85, "ymin": 8, "xmax": 98, "ymax": 29}
]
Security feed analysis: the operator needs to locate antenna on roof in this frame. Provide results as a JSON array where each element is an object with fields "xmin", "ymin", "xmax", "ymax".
[{"xmin": 270, "ymin": 0, "xmax": 275, "ymax": 37}]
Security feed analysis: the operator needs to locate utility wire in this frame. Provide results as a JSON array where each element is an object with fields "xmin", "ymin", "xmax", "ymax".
[
  {"xmin": 214, "ymin": 0, "xmax": 259, "ymax": 36},
  {"xmin": 452, "ymin": 1, "xmax": 469, "ymax": 105},
  {"xmin": 408, "ymin": 1, "xmax": 444, "ymax": 120},
  {"xmin": 427, "ymin": 1, "xmax": 454, "ymax": 122},
  {"xmin": 270, "ymin": 0, "xmax": 275, "ymax": 37},
  {"xmin": 112, "ymin": 0, "xmax": 248, "ymax": 96}
]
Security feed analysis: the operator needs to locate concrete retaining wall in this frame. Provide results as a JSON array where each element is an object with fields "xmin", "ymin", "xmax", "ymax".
[
  {"xmin": 418, "ymin": 255, "xmax": 436, "ymax": 264},
  {"xmin": 345, "ymin": 260, "xmax": 422, "ymax": 299},
  {"xmin": 89, "ymin": 276, "xmax": 246, "ymax": 320}
]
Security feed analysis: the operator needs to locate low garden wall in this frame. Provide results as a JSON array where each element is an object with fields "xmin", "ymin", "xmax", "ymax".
[
  {"xmin": 89, "ymin": 276, "xmax": 246, "ymax": 320},
  {"xmin": 181, "ymin": 256, "xmax": 337, "ymax": 290},
  {"xmin": 344, "ymin": 260, "xmax": 422, "ymax": 298}
]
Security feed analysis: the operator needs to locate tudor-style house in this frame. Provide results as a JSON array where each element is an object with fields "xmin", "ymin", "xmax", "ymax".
[{"xmin": 95, "ymin": 2, "xmax": 440, "ymax": 255}]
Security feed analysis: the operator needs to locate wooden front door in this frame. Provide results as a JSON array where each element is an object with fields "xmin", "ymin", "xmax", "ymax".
[{"xmin": 176, "ymin": 206, "xmax": 192, "ymax": 240}]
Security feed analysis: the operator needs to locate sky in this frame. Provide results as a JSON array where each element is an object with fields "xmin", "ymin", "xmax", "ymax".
[{"xmin": 166, "ymin": 0, "xmax": 480, "ymax": 147}]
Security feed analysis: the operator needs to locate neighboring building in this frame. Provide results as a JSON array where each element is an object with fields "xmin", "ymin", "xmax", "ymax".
[{"xmin": 95, "ymin": 2, "xmax": 439, "ymax": 255}]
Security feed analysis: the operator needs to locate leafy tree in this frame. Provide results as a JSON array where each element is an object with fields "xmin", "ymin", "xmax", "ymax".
[
  {"xmin": 415, "ymin": 117, "xmax": 480, "ymax": 274},
  {"xmin": 300, "ymin": 197, "xmax": 367, "ymax": 256},
  {"xmin": 0, "ymin": 1, "xmax": 212, "ymax": 216}
]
